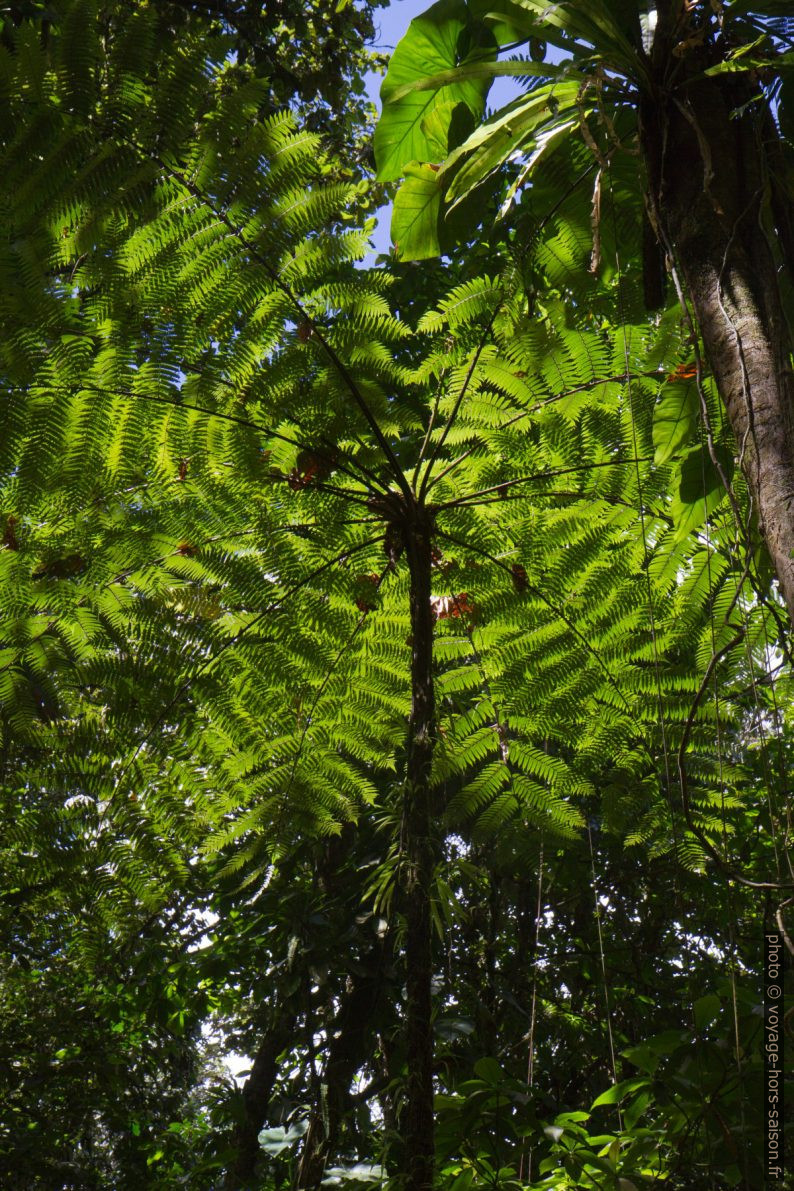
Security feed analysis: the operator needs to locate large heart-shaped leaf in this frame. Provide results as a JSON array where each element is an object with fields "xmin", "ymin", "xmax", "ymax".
[
  {"xmin": 374, "ymin": 0, "xmax": 496, "ymax": 181},
  {"xmin": 443, "ymin": 77, "xmax": 583, "ymax": 204}
]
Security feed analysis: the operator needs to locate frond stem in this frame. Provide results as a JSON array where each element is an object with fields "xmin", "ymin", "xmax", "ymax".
[
  {"xmin": 435, "ymin": 457, "xmax": 653, "ymax": 510},
  {"xmin": 177, "ymin": 361, "xmax": 392, "ymax": 494},
  {"xmin": 417, "ymin": 311, "xmax": 498, "ymax": 501},
  {"xmin": 423, "ymin": 370, "xmax": 666, "ymax": 495},
  {"xmin": 73, "ymin": 382, "xmax": 380, "ymax": 500}
]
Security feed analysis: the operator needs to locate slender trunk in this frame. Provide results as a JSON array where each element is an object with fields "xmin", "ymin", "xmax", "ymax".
[
  {"xmin": 224, "ymin": 1009, "xmax": 296, "ymax": 1190},
  {"xmin": 401, "ymin": 504, "xmax": 437, "ymax": 1191},
  {"xmin": 640, "ymin": 61, "xmax": 794, "ymax": 628},
  {"xmin": 296, "ymin": 947, "xmax": 389, "ymax": 1189}
]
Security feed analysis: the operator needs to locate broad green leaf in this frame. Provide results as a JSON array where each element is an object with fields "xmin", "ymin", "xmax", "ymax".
[
  {"xmin": 374, "ymin": 0, "xmax": 496, "ymax": 181},
  {"xmin": 473, "ymin": 1056, "xmax": 504, "ymax": 1083},
  {"xmin": 623, "ymin": 1089, "xmax": 651, "ymax": 1130},
  {"xmin": 652, "ymin": 382, "xmax": 699, "ymax": 464},
  {"xmin": 621, "ymin": 1043, "xmax": 659, "ymax": 1074},
  {"xmin": 578, "ymin": 1152, "xmax": 619, "ymax": 1176},
  {"xmin": 591, "ymin": 1077, "xmax": 650, "ymax": 1109},
  {"xmin": 391, "ymin": 162, "xmax": 443, "ymax": 259},
  {"xmin": 390, "ymin": 150, "xmax": 497, "ymax": 257},
  {"xmin": 671, "ymin": 444, "xmax": 734, "ymax": 542},
  {"xmin": 693, "ymin": 993, "xmax": 721, "ymax": 1030},
  {"xmin": 492, "ymin": 0, "xmax": 644, "ymax": 70},
  {"xmin": 443, "ymin": 78, "xmax": 582, "ymax": 203},
  {"xmin": 497, "ymin": 115, "xmax": 578, "ymax": 219},
  {"xmin": 448, "ymin": 1170, "xmax": 475, "ymax": 1191},
  {"xmin": 420, "ymin": 100, "xmax": 475, "ymax": 159}
]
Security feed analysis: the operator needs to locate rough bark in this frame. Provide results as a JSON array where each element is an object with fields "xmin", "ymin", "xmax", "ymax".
[
  {"xmin": 640, "ymin": 48, "xmax": 794, "ymax": 628},
  {"xmin": 401, "ymin": 501, "xmax": 437, "ymax": 1191}
]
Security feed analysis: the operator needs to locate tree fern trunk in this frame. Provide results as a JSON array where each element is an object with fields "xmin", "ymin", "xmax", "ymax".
[
  {"xmin": 641, "ymin": 64, "xmax": 794, "ymax": 628},
  {"xmin": 402, "ymin": 504, "xmax": 436, "ymax": 1191}
]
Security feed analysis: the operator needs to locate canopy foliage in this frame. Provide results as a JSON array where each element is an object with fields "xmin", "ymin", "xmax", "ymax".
[{"xmin": 0, "ymin": 2, "xmax": 792, "ymax": 1189}]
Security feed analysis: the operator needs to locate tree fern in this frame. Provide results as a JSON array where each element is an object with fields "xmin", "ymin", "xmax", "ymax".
[{"xmin": 1, "ymin": 3, "xmax": 791, "ymax": 1186}]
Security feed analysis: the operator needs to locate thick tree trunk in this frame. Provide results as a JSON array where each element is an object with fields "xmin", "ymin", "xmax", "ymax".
[
  {"xmin": 401, "ymin": 504, "xmax": 437, "ymax": 1191},
  {"xmin": 640, "ymin": 60, "xmax": 794, "ymax": 627}
]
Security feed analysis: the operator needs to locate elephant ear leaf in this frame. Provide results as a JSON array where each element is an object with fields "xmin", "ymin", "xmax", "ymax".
[
  {"xmin": 374, "ymin": 0, "xmax": 496, "ymax": 181},
  {"xmin": 671, "ymin": 445, "xmax": 734, "ymax": 542}
]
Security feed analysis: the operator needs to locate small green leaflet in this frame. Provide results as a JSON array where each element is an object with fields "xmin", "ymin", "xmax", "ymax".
[
  {"xmin": 590, "ymin": 1076, "xmax": 650, "ymax": 1109},
  {"xmin": 652, "ymin": 382, "xmax": 698, "ymax": 465},
  {"xmin": 473, "ymin": 1056, "xmax": 504, "ymax": 1083}
]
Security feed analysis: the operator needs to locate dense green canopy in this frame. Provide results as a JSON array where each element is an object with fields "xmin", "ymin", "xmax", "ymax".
[{"xmin": 0, "ymin": 2, "xmax": 791, "ymax": 1189}]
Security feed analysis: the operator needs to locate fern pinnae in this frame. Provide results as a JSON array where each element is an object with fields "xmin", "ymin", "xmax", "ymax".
[
  {"xmin": 417, "ymin": 301, "xmax": 502, "ymax": 500},
  {"xmin": 148, "ymin": 151, "xmax": 412, "ymax": 495},
  {"xmin": 101, "ymin": 534, "xmax": 384, "ymax": 816},
  {"xmin": 437, "ymin": 526, "xmax": 645, "ymax": 732},
  {"xmin": 51, "ymin": 379, "xmax": 386, "ymax": 505},
  {"xmin": 276, "ymin": 563, "xmax": 392, "ymax": 818},
  {"xmin": 433, "ymin": 454, "xmax": 653, "ymax": 513},
  {"xmin": 675, "ymin": 627, "xmax": 792, "ymax": 890},
  {"xmin": 437, "ymin": 618, "xmax": 531, "ymax": 838}
]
